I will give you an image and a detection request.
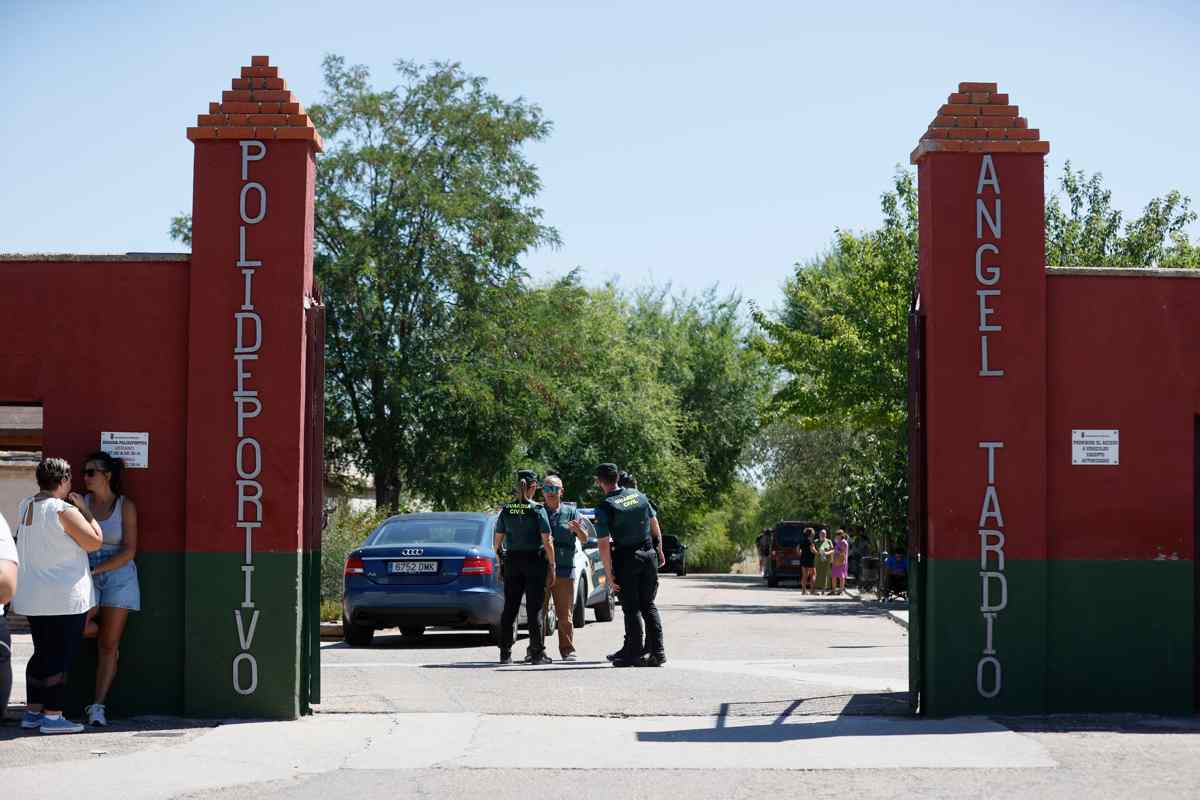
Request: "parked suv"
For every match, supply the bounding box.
[763,520,823,587]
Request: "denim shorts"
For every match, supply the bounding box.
[89,546,141,611]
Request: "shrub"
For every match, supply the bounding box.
[320,503,391,601]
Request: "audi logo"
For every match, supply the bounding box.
[400,548,424,556]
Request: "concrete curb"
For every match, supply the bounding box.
[320,622,342,640]
[844,587,909,630]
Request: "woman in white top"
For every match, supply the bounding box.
[12,457,102,734]
[81,450,140,727]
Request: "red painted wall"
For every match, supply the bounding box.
[0,258,189,552]
[1047,272,1200,560]
[184,140,317,555]
[918,153,1047,562]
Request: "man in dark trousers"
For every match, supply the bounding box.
[592,463,665,667]
[494,469,555,665]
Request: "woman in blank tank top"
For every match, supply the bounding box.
[81,450,140,727]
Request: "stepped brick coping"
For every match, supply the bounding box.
[0,253,190,262]
[187,55,324,151]
[1047,266,1200,278]
[911,81,1048,163]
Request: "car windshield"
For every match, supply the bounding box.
[775,528,806,547]
[662,535,680,548]
[372,519,486,546]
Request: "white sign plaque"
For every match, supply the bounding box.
[100,431,149,469]
[1072,429,1118,466]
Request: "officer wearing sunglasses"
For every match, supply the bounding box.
[493,469,554,665]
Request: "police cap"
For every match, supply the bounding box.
[594,463,620,481]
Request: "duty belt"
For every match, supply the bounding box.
[615,538,654,554]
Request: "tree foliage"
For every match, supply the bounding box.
[308,55,560,509]
[1046,162,1200,269]
[752,163,1199,552]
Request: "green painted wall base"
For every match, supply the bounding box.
[63,550,308,720]
[184,551,303,719]
[920,559,1194,716]
[66,552,185,717]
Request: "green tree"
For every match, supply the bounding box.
[1046,161,1200,268]
[309,55,560,510]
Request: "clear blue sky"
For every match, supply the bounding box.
[2,0,1197,312]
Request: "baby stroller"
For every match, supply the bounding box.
[877,552,908,602]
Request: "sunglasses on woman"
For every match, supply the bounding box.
[82,468,107,477]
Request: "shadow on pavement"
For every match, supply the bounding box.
[322,631,521,651]
[664,602,891,618]
[0,714,219,742]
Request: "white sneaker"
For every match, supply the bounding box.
[86,703,108,727]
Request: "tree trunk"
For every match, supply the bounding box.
[373,465,401,512]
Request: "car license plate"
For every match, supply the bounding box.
[791,559,802,565]
[389,560,438,574]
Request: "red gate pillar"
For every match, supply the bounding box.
[912,84,1050,714]
[183,56,322,718]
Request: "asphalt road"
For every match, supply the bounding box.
[4,574,1200,799]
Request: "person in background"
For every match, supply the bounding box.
[80,451,140,727]
[0,510,17,720]
[849,533,869,582]
[12,457,102,734]
[540,472,586,661]
[493,469,554,665]
[815,529,834,595]
[799,527,816,594]
[831,530,849,595]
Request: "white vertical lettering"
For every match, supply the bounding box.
[979,442,1004,484]
[235,397,262,438]
[236,437,262,480]
[235,312,262,354]
[236,480,264,524]
[241,566,256,609]
[239,183,267,225]
[976,656,1002,699]
[239,140,266,180]
[232,653,259,695]
[237,522,261,564]
[982,612,998,655]
[976,154,1001,194]
[234,354,259,397]
[241,269,256,310]
[976,198,1002,239]
[977,290,1001,332]
[979,336,1004,378]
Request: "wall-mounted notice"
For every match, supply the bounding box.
[100,431,149,468]
[1072,429,1118,466]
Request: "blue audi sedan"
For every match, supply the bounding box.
[341,511,538,647]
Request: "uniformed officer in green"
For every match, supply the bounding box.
[494,469,555,665]
[593,463,665,667]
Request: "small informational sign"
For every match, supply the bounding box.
[1072,429,1118,466]
[100,431,149,469]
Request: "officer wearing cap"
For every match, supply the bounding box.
[494,469,555,665]
[592,463,665,667]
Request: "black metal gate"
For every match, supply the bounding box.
[299,294,326,713]
[907,293,927,714]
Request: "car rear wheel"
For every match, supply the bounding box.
[343,614,374,647]
[595,588,615,622]
[400,625,425,638]
[573,581,586,629]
